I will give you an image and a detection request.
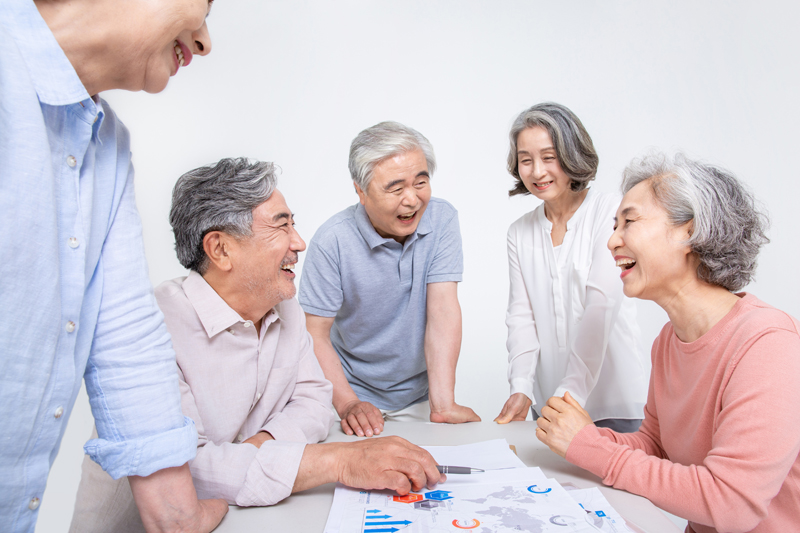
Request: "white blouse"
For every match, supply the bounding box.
[506,188,648,421]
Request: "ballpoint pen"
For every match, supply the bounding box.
[436,465,484,474]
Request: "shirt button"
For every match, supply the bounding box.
[66,155,77,168]
[256,393,262,401]
[65,321,76,333]
[236,434,244,442]
[243,321,253,328]
[54,406,64,419]
[68,237,79,249]
[28,497,40,510]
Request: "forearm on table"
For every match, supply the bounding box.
[292,442,342,492]
[424,284,462,410]
[305,316,359,413]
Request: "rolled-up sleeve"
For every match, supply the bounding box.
[82,161,195,479]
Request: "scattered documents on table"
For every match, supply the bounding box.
[323,439,634,533]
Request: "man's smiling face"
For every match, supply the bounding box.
[355,148,431,244]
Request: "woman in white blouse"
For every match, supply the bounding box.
[494,103,648,432]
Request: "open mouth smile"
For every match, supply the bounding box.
[397,211,417,223]
[173,40,193,71]
[280,262,296,277]
[532,181,553,191]
[615,257,636,278]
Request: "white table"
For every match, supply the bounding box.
[214,421,681,532]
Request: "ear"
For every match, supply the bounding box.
[354,182,368,206]
[203,231,234,273]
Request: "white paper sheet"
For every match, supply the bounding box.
[421,438,527,471]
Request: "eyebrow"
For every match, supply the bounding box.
[271,212,293,223]
[383,172,429,191]
[613,206,636,221]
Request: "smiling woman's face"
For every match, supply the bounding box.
[114,0,214,93]
[607,180,696,303]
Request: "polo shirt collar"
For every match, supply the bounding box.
[354,202,433,250]
[1,0,90,106]
[182,271,280,338]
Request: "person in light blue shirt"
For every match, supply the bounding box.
[0,1,226,531]
[299,121,481,439]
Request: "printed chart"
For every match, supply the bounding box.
[324,468,625,533]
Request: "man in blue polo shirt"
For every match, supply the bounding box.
[299,121,480,438]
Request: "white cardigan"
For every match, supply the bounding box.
[506,188,648,421]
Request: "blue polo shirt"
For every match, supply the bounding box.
[298,197,463,410]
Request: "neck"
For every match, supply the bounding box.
[657,280,741,342]
[543,188,588,226]
[202,269,276,335]
[35,0,123,95]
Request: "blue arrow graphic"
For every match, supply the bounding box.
[365,520,412,526]
[364,529,399,533]
[365,515,391,519]
[366,510,381,513]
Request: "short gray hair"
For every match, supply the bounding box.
[507,102,598,197]
[170,158,278,274]
[622,152,769,292]
[348,121,436,191]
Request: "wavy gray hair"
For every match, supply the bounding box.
[349,121,436,192]
[170,158,278,274]
[507,102,599,197]
[622,153,769,292]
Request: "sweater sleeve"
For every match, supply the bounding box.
[566,329,800,533]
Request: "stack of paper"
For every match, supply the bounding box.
[323,439,634,533]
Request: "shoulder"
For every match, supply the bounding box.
[508,207,541,237]
[309,204,359,244]
[584,189,621,223]
[154,276,190,311]
[425,197,459,226]
[730,293,800,339]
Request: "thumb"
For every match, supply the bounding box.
[563,391,581,408]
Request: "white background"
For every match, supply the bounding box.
[38,1,799,530]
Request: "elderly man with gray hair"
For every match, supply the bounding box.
[70,158,444,532]
[299,121,480,438]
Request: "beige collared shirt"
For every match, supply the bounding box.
[69,272,335,530]
[166,271,335,505]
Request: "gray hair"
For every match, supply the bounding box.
[622,152,769,292]
[348,121,436,191]
[507,102,599,196]
[170,157,278,274]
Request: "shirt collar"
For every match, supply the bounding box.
[354,202,432,250]
[1,0,90,106]
[182,271,280,338]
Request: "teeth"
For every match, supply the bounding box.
[174,41,185,67]
[281,263,295,271]
[615,258,636,267]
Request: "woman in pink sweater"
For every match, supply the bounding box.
[534,153,800,533]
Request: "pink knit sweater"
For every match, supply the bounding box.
[566,293,800,533]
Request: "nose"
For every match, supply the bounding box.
[401,187,417,206]
[290,225,306,253]
[607,223,623,253]
[532,159,546,180]
[192,21,212,56]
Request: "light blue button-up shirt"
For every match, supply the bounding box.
[0,2,196,531]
